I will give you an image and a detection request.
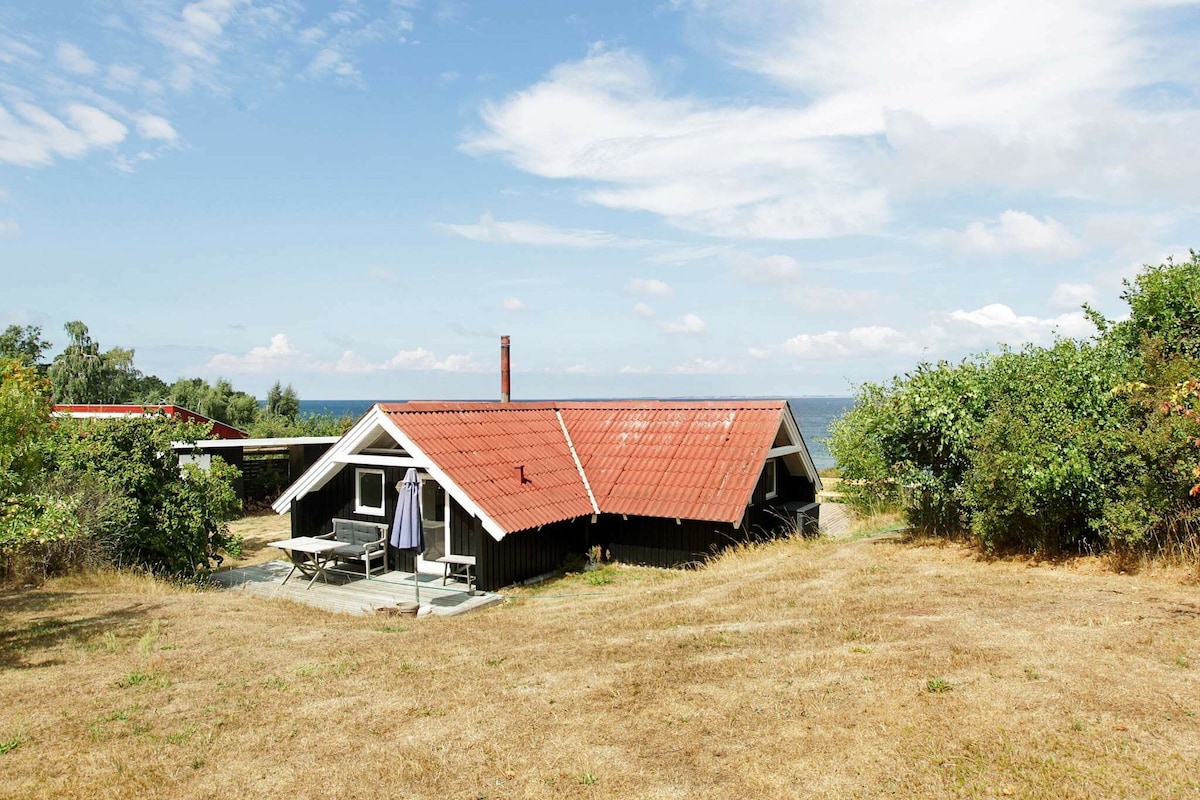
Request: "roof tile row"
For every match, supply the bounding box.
[380,400,786,534]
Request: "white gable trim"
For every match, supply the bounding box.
[779,405,823,493]
[271,406,398,513]
[273,405,511,540]
[332,454,423,468]
[375,411,510,542]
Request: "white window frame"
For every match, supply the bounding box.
[354,467,386,516]
[764,459,778,500]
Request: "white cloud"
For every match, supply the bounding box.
[632,302,655,318]
[302,48,361,84]
[112,151,157,173]
[779,302,1098,361]
[366,265,400,284]
[0,102,128,167]
[0,219,18,238]
[334,346,483,373]
[659,313,707,335]
[465,45,890,240]
[784,284,882,313]
[0,35,38,65]
[502,297,526,311]
[384,348,482,372]
[134,114,178,142]
[619,364,652,374]
[783,326,914,359]
[147,0,250,64]
[206,333,301,373]
[465,4,1200,241]
[564,363,596,374]
[747,347,771,360]
[628,277,671,296]
[734,253,800,283]
[296,1,414,87]
[335,350,376,373]
[56,43,97,75]
[63,104,128,148]
[942,210,1082,258]
[106,64,144,91]
[947,303,1095,341]
[1050,282,1100,310]
[435,213,627,248]
[667,357,746,375]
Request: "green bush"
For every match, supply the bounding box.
[47,416,242,575]
[827,253,1200,559]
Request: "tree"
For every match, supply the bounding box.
[0,325,50,367]
[277,383,300,420]
[0,358,53,496]
[266,381,283,415]
[166,377,208,411]
[265,381,300,420]
[47,321,142,403]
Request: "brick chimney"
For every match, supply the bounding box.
[500,335,511,403]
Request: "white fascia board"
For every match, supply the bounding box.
[271,405,390,514]
[331,454,424,468]
[767,445,803,458]
[779,405,823,492]
[174,436,340,450]
[375,411,510,542]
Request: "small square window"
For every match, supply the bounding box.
[764,459,778,500]
[355,468,386,516]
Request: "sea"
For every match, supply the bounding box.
[300,397,854,471]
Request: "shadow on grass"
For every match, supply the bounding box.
[0,588,169,670]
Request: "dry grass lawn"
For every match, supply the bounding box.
[2,515,1199,799]
[223,512,293,567]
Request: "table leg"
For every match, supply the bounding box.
[281,551,304,586]
[305,551,333,589]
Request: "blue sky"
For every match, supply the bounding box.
[2,0,1199,401]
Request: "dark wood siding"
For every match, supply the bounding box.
[473,516,588,592]
[592,514,741,567]
[449,497,478,558]
[289,456,821,590]
[292,464,417,571]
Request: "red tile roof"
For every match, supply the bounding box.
[380,404,595,534]
[380,400,786,533]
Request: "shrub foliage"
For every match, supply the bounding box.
[1,359,241,582]
[830,252,1200,557]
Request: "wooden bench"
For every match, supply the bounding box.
[421,534,476,593]
[436,553,476,593]
[319,518,388,580]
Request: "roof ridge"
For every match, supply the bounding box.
[379,399,787,413]
[556,409,599,515]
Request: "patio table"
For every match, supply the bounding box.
[269,536,344,589]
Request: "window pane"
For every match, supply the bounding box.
[422,481,446,522]
[359,471,383,510]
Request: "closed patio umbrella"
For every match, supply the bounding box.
[390,468,425,606]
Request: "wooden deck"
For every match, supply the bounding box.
[210,561,504,617]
